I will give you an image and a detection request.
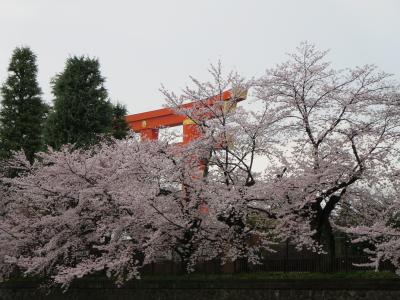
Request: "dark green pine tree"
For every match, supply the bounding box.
[44,56,114,149]
[111,103,130,139]
[0,47,48,163]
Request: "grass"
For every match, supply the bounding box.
[4,271,397,284]
[141,271,398,281]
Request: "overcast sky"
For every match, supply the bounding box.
[0,0,399,114]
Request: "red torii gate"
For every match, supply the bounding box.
[125,90,247,144]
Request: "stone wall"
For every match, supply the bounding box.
[1,278,400,300]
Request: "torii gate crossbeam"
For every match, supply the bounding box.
[125,90,247,144]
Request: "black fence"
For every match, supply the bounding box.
[141,238,394,275]
[141,256,393,275]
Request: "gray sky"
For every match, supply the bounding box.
[0,0,399,114]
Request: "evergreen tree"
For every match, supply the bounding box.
[0,47,48,163]
[45,56,113,149]
[111,103,130,139]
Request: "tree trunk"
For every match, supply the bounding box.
[314,216,336,272]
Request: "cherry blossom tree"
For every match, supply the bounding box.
[0,60,288,287]
[0,136,277,288]
[347,211,400,275]
[160,61,290,256]
[255,42,400,260]
[1,43,399,288]
[340,159,400,274]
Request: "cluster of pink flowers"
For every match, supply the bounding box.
[1,43,399,287]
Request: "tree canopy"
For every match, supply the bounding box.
[44,56,114,149]
[0,47,47,163]
[111,103,130,140]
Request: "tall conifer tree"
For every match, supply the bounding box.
[0,47,47,163]
[111,103,130,140]
[45,56,113,149]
